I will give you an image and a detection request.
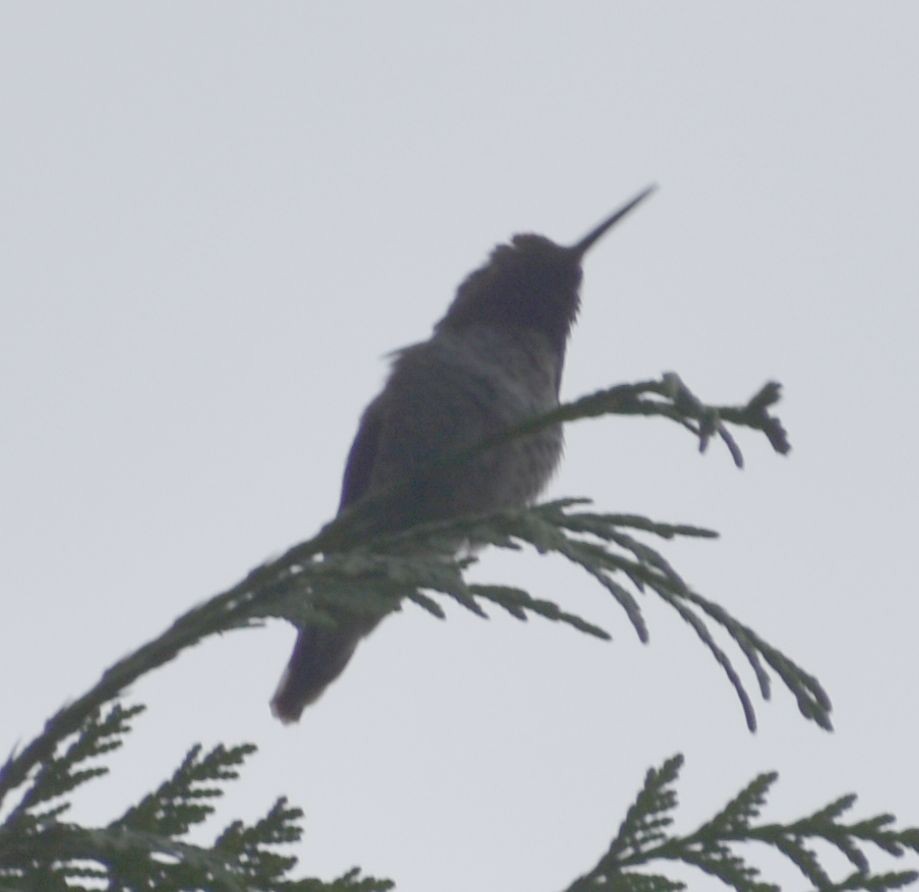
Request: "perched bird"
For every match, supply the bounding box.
[271,186,655,723]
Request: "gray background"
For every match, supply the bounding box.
[2,4,917,890]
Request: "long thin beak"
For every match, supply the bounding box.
[569,184,658,259]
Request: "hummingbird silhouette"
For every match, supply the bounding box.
[271,186,655,723]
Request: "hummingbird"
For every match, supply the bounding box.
[271,186,655,723]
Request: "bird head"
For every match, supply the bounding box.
[438,185,656,356]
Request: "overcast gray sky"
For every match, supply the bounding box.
[2,4,918,890]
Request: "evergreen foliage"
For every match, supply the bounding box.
[566,754,919,891]
[2,373,916,889]
[0,702,391,891]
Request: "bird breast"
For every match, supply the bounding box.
[364,325,564,526]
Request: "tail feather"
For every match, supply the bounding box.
[270,625,362,723]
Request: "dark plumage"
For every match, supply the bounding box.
[271,187,655,722]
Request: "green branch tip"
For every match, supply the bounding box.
[566,754,919,892]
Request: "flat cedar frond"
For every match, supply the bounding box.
[5,702,144,825]
[293,498,828,732]
[606,754,683,862]
[697,772,778,836]
[116,742,256,837]
[468,583,613,639]
[565,755,919,892]
[0,721,392,892]
[215,797,303,882]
